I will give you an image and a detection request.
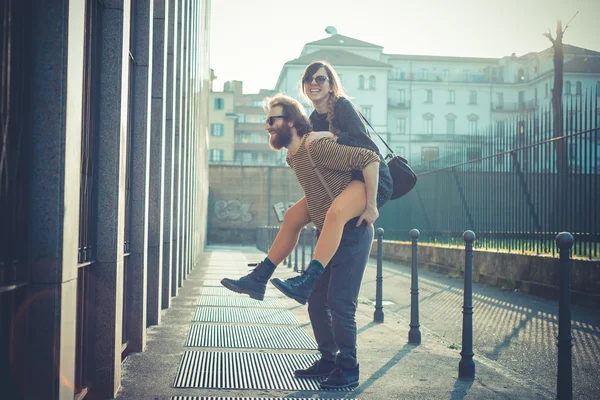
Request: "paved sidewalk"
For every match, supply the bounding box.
[116,245,550,399]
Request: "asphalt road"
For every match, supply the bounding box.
[358,257,600,400]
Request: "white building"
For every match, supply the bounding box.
[275,32,600,165]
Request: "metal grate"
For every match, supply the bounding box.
[171,398,354,400]
[200,280,224,287]
[174,351,352,391]
[196,296,287,308]
[198,286,280,297]
[185,325,317,349]
[192,308,298,325]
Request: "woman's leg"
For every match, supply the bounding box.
[312,180,366,267]
[270,181,367,305]
[266,196,311,266]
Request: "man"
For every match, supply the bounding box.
[263,94,380,389]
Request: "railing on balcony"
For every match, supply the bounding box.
[492,99,539,112]
[387,99,411,109]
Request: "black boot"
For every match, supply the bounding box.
[294,358,336,378]
[220,261,276,300]
[270,263,323,305]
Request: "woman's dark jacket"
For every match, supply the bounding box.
[309,97,393,208]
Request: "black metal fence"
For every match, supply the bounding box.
[378,91,599,259]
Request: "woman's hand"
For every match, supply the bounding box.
[305,130,336,149]
[357,203,379,227]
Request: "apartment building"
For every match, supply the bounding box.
[275,32,600,165]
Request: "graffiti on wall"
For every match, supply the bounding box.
[272,201,296,222]
[214,200,253,222]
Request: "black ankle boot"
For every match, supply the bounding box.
[220,261,276,300]
[270,263,323,305]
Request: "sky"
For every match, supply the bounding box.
[209,0,600,94]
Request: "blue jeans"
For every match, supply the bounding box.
[307,221,374,369]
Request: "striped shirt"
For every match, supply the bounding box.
[287,134,380,230]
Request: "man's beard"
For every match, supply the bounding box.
[269,123,293,150]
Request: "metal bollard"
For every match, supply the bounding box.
[408,229,421,345]
[301,227,307,272]
[458,230,476,380]
[374,228,384,322]
[556,232,574,400]
[287,251,292,268]
[310,226,316,259]
[294,240,299,272]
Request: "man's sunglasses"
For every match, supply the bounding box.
[303,75,329,85]
[266,115,286,126]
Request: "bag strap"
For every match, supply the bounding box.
[357,110,395,156]
[306,148,335,201]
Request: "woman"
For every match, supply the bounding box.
[221,60,392,302]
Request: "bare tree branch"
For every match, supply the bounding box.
[544,28,555,43]
[564,11,579,33]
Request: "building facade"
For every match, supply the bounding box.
[0,1,211,399]
[209,81,281,165]
[275,32,600,165]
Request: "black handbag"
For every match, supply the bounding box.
[358,112,417,200]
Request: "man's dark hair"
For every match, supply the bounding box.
[264,93,312,137]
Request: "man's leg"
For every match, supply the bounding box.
[321,225,374,388]
[294,265,337,378]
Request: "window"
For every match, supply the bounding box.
[545,83,549,98]
[469,91,477,105]
[423,113,434,134]
[497,92,504,108]
[465,69,471,81]
[468,120,477,134]
[209,149,224,162]
[576,81,582,96]
[252,100,263,107]
[421,69,428,80]
[495,120,506,137]
[468,114,479,135]
[565,81,571,95]
[442,69,450,81]
[397,118,406,134]
[518,91,525,108]
[421,147,439,162]
[359,75,365,89]
[237,113,245,123]
[399,89,406,105]
[425,89,433,103]
[213,97,224,110]
[245,114,264,123]
[517,68,525,82]
[445,114,456,135]
[369,75,376,89]
[360,106,371,120]
[534,88,538,104]
[210,123,224,136]
[448,90,455,104]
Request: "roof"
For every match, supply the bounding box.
[539,44,600,57]
[305,34,383,48]
[385,53,499,63]
[284,49,391,68]
[563,57,600,73]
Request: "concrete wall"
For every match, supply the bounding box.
[207,165,304,244]
[371,240,600,307]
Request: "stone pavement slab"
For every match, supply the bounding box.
[116,246,550,400]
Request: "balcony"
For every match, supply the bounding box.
[388,99,411,109]
[492,99,538,112]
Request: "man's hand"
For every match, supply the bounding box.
[357,203,379,227]
[305,130,336,149]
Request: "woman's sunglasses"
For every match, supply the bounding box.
[266,115,286,126]
[303,75,329,85]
